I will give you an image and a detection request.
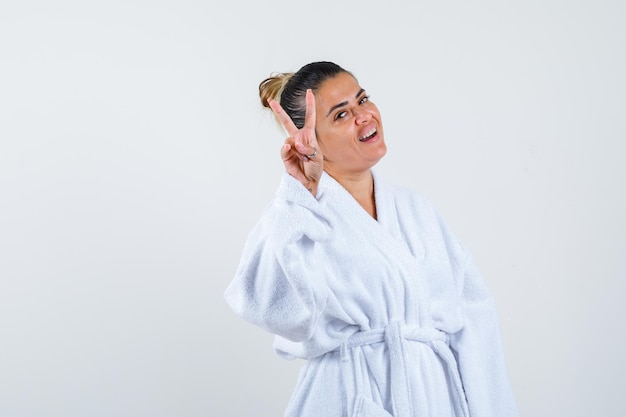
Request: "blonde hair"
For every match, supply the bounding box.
[259,72,294,108]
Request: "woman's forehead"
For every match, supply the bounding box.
[315,73,363,108]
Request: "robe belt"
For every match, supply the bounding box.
[338,322,470,417]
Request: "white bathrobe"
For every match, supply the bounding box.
[224,170,518,417]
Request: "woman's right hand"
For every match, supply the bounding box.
[268,89,323,196]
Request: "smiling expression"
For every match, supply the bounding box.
[314,72,387,176]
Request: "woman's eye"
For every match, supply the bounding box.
[359,95,370,104]
[335,111,347,120]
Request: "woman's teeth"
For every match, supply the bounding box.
[359,128,377,141]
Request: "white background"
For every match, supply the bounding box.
[1,1,624,416]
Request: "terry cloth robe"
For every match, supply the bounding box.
[224,170,518,417]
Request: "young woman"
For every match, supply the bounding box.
[224,61,518,417]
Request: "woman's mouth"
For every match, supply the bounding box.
[359,128,377,142]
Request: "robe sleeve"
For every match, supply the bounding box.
[224,175,331,343]
[448,251,519,417]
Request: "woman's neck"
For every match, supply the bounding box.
[325,168,377,219]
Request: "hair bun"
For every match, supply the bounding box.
[259,72,294,107]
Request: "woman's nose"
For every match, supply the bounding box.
[355,109,371,124]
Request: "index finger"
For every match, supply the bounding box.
[303,89,316,130]
[268,98,299,136]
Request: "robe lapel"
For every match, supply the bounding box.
[318,171,432,325]
[319,171,424,265]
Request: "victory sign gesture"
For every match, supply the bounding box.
[268,89,323,196]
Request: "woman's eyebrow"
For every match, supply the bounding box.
[326,88,366,117]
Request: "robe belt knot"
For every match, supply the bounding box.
[339,323,448,362]
[339,322,469,417]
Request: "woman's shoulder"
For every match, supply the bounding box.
[375,173,467,256]
[374,173,438,215]
[249,173,332,244]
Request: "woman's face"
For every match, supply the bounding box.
[314,72,386,176]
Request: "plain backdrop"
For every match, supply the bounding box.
[1,1,625,416]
